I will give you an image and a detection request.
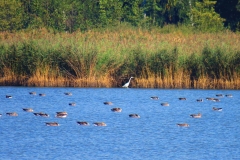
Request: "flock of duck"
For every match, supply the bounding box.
[174,93,232,127]
[1,89,232,127]
[1,90,144,126]
[151,93,232,127]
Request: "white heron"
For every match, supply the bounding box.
[122,77,134,88]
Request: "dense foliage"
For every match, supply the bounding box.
[0,0,239,32]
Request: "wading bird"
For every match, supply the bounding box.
[122,77,134,88]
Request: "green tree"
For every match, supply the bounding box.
[121,0,144,26]
[215,0,240,31]
[98,0,123,27]
[0,0,24,31]
[191,0,225,32]
[144,0,165,26]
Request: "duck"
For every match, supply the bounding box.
[93,122,107,126]
[40,113,49,117]
[213,98,220,102]
[129,114,140,118]
[216,94,223,97]
[33,112,44,116]
[212,107,222,111]
[206,98,220,102]
[179,97,186,100]
[56,111,67,115]
[190,113,202,118]
[6,95,12,98]
[196,99,203,102]
[161,102,169,106]
[64,92,72,96]
[150,96,159,100]
[56,113,67,118]
[22,108,34,112]
[225,94,233,97]
[0,113,2,117]
[29,92,36,95]
[111,108,122,112]
[69,102,76,106]
[35,112,49,117]
[45,122,59,126]
[177,123,189,127]
[39,93,46,96]
[77,121,90,126]
[103,102,113,105]
[206,97,214,101]
[6,112,18,116]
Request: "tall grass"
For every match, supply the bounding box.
[0,28,240,89]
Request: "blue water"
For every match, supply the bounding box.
[0,87,239,160]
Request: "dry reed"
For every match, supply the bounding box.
[0,28,240,89]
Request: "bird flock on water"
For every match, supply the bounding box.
[0,77,233,127]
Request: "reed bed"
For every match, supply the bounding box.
[0,28,240,89]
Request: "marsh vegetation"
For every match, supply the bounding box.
[0,27,240,89]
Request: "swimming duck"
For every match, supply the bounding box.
[40,113,49,117]
[111,108,122,112]
[151,96,159,100]
[129,114,140,118]
[56,111,67,115]
[190,113,202,118]
[216,94,223,97]
[6,95,12,98]
[33,112,44,116]
[179,97,186,100]
[45,122,59,126]
[177,123,189,127]
[103,102,113,105]
[29,92,36,95]
[56,113,67,118]
[69,102,76,106]
[225,94,233,97]
[213,98,220,102]
[22,108,34,112]
[206,98,220,102]
[212,107,222,111]
[39,93,46,96]
[6,112,18,116]
[161,102,169,106]
[206,97,214,101]
[93,122,107,126]
[196,99,203,102]
[77,121,90,126]
[64,92,72,96]
[34,112,49,117]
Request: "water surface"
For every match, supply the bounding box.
[0,87,239,160]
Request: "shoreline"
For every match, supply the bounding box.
[0,76,239,89]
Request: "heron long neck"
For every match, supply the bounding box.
[128,77,132,83]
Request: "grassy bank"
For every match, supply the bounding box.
[0,28,240,89]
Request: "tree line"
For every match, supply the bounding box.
[0,0,239,32]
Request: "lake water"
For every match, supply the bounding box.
[0,87,239,160]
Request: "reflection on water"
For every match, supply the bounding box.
[0,87,240,160]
